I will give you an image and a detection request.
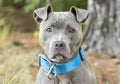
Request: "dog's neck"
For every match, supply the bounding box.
[39,48,85,79]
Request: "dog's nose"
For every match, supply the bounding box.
[54,41,65,50]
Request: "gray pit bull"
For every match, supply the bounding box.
[33,6,97,84]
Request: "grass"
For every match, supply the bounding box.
[0,31,41,84]
[0,45,38,84]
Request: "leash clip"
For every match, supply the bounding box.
[47,63,57,80]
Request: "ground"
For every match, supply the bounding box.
[0,32,120,84]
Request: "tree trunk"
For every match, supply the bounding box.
[86,0,120,57]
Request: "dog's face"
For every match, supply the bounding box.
[33,6,88,63]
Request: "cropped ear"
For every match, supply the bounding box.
[33,6,52,22]
[70,6,89,23]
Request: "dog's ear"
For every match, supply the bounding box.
[70,6,89,23]
[33,6,52,22]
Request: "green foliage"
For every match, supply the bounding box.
[51,0,87,11]
[0,18,11,43]
[33,30,39,39]
[1,26,10,41]
[0,0,45,13]
[14,0,21,3]
[0,0,3,6]
[24,0,42,13]
[0,0,87,13]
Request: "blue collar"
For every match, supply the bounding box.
[39,48,85,75]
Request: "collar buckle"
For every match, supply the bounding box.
[47,64,57,80]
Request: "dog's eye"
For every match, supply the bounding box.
[46,28,52,32]
[68,28,75,33]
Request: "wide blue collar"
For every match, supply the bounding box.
[39,48,85,75]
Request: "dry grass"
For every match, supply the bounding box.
[0,46,39,84]
[0,32,42,84]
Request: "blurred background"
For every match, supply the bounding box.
[0,0,120,84]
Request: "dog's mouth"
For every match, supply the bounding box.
[50,53,66,63]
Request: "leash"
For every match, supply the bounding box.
[39,48,85,79]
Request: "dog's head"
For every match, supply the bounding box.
[33,6,88,63]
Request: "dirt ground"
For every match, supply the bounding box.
[87,53,120,84]
[0,32,120,84]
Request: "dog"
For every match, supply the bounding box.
[33,6,97,84]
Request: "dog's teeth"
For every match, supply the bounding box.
[56,56,63,59]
